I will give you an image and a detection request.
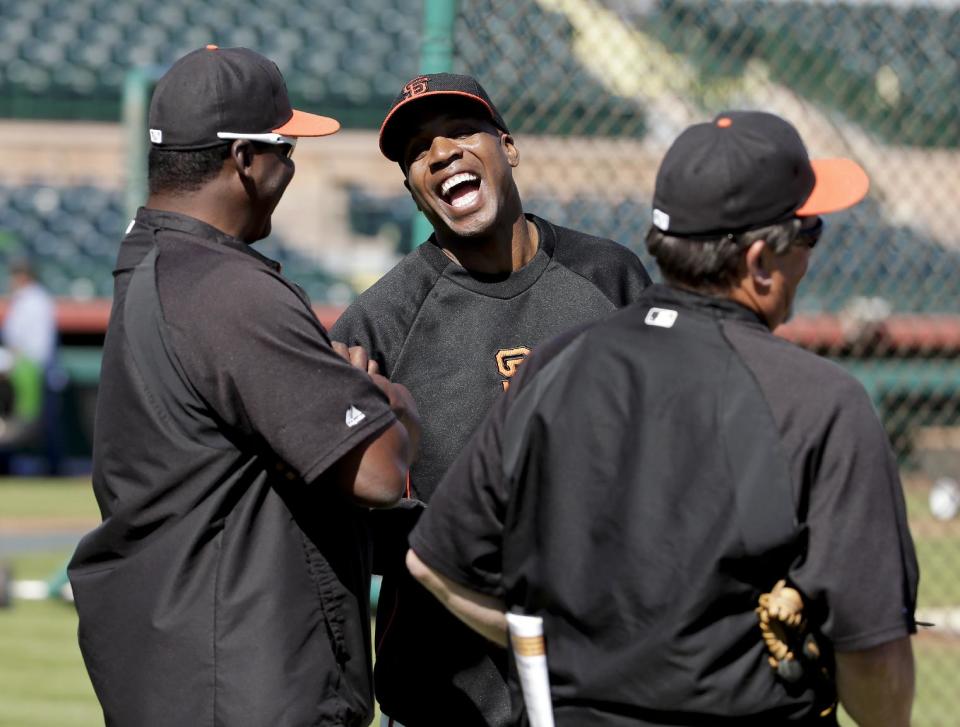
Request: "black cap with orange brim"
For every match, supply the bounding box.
[651,111,869,238]
[148,45,340,151]
[378,73,509,165]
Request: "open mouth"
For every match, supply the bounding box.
[439,172,481,209]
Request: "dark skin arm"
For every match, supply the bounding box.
[836,636,915,727]
[327,342,421,508]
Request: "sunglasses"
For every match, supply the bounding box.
[217,131,298,159]
[795,217,824,249]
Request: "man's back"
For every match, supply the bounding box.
[412,284,918,725]
[70,210,389,726]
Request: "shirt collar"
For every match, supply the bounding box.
[132,207,282,272]
[415,213,554,300]
[645,283,768,327]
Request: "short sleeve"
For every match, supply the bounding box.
[168,267,396,484]
[790,381,919,651]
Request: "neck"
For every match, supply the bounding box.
[724,285,775,330]
[666,278,775,330]
[436,213,539,275]
[147,182,256,243]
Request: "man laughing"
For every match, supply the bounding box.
[331,73,651,726]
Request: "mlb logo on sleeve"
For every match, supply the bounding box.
[644,307,678,329]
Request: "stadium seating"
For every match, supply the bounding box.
[5,181,956,314]
[0,0,645,134]
[634,1,960,146]
[346,190,960,315]
[0,184,351,303]
[2,0,954,141]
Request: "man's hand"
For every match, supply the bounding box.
[331,341,380,375]
[331,341,421,465]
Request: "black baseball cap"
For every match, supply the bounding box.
[651,111,869,238]
[378,73,509,164]
[148,45,340,151]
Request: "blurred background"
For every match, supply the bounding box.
[0,0,957,725]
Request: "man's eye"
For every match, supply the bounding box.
[406,143,428,166]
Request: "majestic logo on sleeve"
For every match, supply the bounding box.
[496,347,531,391]
[345,405,366,427]
[402,76,430,99]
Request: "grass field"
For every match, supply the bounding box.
[2,478,958,726]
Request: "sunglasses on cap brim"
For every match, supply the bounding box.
[217,131,298,158]
[795,217,824,249]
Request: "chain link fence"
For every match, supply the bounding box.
[453,2,960,724]
[0,0,957,722]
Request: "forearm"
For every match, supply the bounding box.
[329,422,410,508]
[371,374,421,465]
[836,636,915,727]
[406,548,508,647]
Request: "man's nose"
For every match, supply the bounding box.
[428,135,461,169]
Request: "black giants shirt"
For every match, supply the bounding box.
[412,284,919,727]
[332,215,650,725]
[68,208,395,727]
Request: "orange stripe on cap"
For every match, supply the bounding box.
[205,44,218,50]
[716,116,733,128]
[378,90,500,159]
[273,108,341,137]
[796,158,870,216]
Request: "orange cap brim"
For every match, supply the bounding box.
[795,158,869,216]
[273,108,340,137]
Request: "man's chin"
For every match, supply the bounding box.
[439,209,497,239]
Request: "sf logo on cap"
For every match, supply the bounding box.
[403,76,429,99]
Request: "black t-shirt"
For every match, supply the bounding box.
[68,208,395,727]
[412,284,919,727]
[333,214,651,503]
[331,215,651,725]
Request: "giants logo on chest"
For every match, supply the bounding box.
[496,347,530,391]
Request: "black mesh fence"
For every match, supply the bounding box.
[451,2,959,724]
[0,0,957,722]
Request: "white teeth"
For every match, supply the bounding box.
[441,172,479,197]
[451,190,480,209]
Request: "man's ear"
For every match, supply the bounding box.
[501,133,519,167]
[230,140,256,178]
[744,239,774,289]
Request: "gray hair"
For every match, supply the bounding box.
[645,219,802,291]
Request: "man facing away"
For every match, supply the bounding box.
[408,111,919,726]
[68,46,421,727]
[331,74,651,726]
